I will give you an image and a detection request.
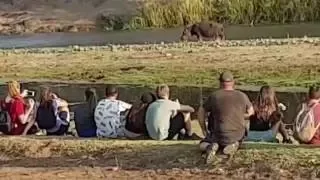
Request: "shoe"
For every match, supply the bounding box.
[205,143,219,164]
[284,136,299,145]
[222,141,239,155]
[275,133,284,143]
[184,133,202,140]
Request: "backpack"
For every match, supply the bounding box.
[294,103,320,143]
[0,110,11,134]
[36,102,57,130]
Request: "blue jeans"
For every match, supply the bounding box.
[245,130,276,142]
[78,129,97,138]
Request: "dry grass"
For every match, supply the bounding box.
[0,137,319,179]
[130,0,320,29]
[0,43,320,87]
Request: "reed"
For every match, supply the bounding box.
[129,0,320,28]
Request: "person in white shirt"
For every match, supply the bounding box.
[94,85,132,138]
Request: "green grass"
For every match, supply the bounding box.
[1,43,320,88]
[129,0,320,29]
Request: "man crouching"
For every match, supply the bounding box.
[198,72,254,163]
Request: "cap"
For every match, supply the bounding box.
[219,71,234,82]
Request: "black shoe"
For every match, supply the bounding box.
[206,143,219,164]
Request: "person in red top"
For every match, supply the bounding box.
[1,81,37,135]
[307,86,320,145]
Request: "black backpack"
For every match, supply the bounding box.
[0,110,12,135]
[36,102,57,130]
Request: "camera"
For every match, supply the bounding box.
[26,90,35,97]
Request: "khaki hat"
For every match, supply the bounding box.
[219,71,234,82]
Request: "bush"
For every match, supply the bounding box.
[129,0,320,29]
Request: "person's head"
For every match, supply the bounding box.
[308,86,320,100]
[85,87,98,115]
[156,84,170,99]
[40,87,53,106]
[140,92,157,104]
[105,85,118,99]
[219,71,235,90]
[7,80,21,98]
[85,88,97,102]
[256,85,278,110]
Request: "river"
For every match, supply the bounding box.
[1,23,320,49]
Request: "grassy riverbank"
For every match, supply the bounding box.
[0,38,320,88]
[0,137,318,179]
[129,0,320,29]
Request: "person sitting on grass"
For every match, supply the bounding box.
[145,84,198,140]
[246,85,295,143]
[74,88,98,138]
[124,92,157,139]
[295,86,320,145]
[0,81,38,135]
[94,85,132,138]
[198,72,254,164]
[36,87,70,136]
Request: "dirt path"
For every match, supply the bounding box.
[0,137,318,179]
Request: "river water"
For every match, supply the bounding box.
[1,23,320,49]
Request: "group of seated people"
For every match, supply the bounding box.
[0,81,70,136]
[0,71,319,161]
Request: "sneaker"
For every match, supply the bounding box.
[275,133,284,143]
[222,142,239,155]
[205,143,219,164]
[284,136,300,145]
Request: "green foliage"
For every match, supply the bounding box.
[130,0,320,28]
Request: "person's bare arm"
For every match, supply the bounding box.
[178,104,195,113]
[18,99,34,125]
[244,105,254,120]
[197,106,208,137]
[22,116,35,135]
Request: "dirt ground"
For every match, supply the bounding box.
[0,0,138,34]
[0,42,320,87]
[0,137,319,180]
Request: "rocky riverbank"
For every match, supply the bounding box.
[0,0,139,35]
[1,36,319,54]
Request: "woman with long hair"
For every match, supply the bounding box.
[124,92,157,139]
[36,87,70,136]
[1,81,37,135]
[74,88,98,137]
[249,85,292,143]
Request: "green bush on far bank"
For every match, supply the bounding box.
[128,0,320,29]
